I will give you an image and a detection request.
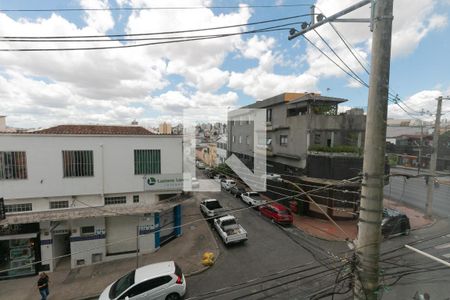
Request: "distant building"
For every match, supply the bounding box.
[0,124,183,278]
[171,123,183,135]
[216,136,228,165]
[159,122,172,134]
[228,92,367,219]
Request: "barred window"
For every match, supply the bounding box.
[105,196,126,205]
[62,150,94,177]
[50,201,69,209]
[80,226,95,236]
[0,151,27,180]
[5,203,32,213]
[133,195,139,203]
[134,149,161,175]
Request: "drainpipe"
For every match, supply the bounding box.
[100,144,105,197]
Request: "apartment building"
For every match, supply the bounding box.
[228,93,366,219]
[229,93,366,175]
[0,125,183,279]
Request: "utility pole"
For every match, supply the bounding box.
[417,119,424,175]
[425,96,443,217]
[354,0,394,299]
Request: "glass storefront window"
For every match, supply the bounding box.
[0,238,36,279]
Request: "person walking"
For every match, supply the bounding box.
[37,272,50,300]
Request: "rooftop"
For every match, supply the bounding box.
[31,124,154,135]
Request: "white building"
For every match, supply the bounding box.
[216,135,228,165]
[0,125,183,279]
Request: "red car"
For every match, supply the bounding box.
[259,202,293,225]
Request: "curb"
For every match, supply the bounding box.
[186,215,222,277]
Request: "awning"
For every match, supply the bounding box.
[0,198,184,225]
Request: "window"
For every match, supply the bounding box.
[280,135,288,145]
[266,138,272,145]
[0,151,27,180]
[266,109,272,122]
[239,136,242,144]
[134,149,161,175]
[50,201,69,209]
[314,133,321,144]
[105,196,126,205]
[5,203,32,213]
[232,136,235,143]
[62,150,94,177]
[133,195,139,203]
[246,136,250,145]
[80,226,95,236]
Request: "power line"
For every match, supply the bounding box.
[0,14,311,39]
[313,28,369,88]
[0,4,313,13]
[302,34,369,88]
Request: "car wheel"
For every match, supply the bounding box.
[403,228,411,236]
[271,218,275,223]
[166,293,180,300]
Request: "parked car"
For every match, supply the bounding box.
[241,192,267,208]
[262,173,282,182]
[200,198,225,218]
[99,261,186,300]
[259,202,293,225]
[221,179,236,190]
[196,161,206,169]
[213,215,248,245]
[230,185,247,198]
[381,208,411,238]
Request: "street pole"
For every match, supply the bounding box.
[417,119,423,175]
[425,96,443,217]
[354,0,394,299]
[136,217,140,268]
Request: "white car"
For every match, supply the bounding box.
[221,179,236,190]
[99,261,186,300]
[241,192,267,207]
[213,174,226,182]
[262,173,282,182]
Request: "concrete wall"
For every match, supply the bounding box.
[4,192,158,213]
[0,134,182,200]
[70,217,106,268]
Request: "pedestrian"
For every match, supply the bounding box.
[37,272,50,300]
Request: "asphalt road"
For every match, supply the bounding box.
[384,167,450,217]
[184,188,349,300]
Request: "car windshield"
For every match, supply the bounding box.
[278,209,290,215]
[109,270,135,299]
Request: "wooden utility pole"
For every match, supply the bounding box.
[425,96,443,217]
[354,0,394,299]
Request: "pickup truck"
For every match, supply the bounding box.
[200,199,226,218]
[213,215,248,245]
[241,192,267,208]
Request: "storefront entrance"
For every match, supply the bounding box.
[0,223,40,279]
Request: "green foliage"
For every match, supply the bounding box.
[387,154,398,166]
[214,163,235,176]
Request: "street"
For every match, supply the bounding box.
[185,187,349,300]
[385,167,450,217]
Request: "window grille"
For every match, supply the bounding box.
[62,150,94,177]
[50,201,69,209]
[134,149,161,174]
[0,151,27,180]
[104,196,126,205]
[5,203,32,213]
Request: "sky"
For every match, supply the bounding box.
[0,0,449,129]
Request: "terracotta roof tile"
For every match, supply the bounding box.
[32,125,154,135]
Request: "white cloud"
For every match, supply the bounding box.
[387,90,450,120]
[303,0,448,80]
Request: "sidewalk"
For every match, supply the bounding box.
[292,198,434,241]
[0,196,219,300]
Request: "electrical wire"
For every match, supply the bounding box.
[313,28,369,88]
[0,4,313,13]
[0,14,311,39]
